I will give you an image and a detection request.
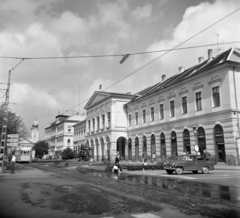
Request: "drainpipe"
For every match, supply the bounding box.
[233,66,240,165]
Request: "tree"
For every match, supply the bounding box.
[62,147,74,159]
[0,105,29,138]
[33,140,49,159]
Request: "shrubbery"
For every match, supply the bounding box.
[62,147,74,159]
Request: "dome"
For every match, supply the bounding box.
[32,120,39,128]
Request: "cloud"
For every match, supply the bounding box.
[131,4,152,20]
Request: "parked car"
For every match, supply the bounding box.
[164,154,215,175]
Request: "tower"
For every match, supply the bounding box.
[31,120,39,143]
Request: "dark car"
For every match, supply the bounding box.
[164,154,215,175]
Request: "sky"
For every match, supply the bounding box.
[0,0,240,139]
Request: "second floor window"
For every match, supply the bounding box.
[196,92,202,111]
[102,114,105,129]
[129,114,131,126]
[88,120,90,132]
[97,116,100,131]
[92,119,95,131]
[68,126,71,133]
[150,107,154,121]
[170,100,175,117]
[182,96,188,114]
[135,112,138,125]
[143,109,146,123]
[108,112,111,127]
[159,104,164,119]
[213,86,220,107]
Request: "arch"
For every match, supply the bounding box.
[67,138,70,146]
[135,137,139,161]
[128,138,132,160]
[160,132,166,158]
[143,135,147,153]
[106,136,111,161]
[151,134,156,159]
[183,129,191,154]
[116,137,127,160]
[171,131,178,156]
[197,127,206,155]
[214,124,226,162]
[95,138,100,161]
[100,137,105,161]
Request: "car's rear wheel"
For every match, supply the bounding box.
[202,166,209,174]
[166,170,173,174]
[192,170,198,174]
[175,167,183,175]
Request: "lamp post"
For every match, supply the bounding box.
[192,127,199,154]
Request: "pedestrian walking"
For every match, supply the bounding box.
[10,152,16,174]
[203,149,211,161]
[112,152,120,173]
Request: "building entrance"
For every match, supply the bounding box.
[214,125,226,162]
[117,137,126,160]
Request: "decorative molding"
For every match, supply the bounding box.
[168,94,176,99]
[158,97,165,102]
[141,103,147,108]
[192,84,204,90]
[149,99,155,106]
[179,90,189,95]
[208,78,222,85]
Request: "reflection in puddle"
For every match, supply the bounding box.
[90,171,240,204]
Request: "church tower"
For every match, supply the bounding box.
[31,120,39,143]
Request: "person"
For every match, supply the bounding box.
[152,153,156,162]
[203,149,211,161]
[10,152,16,174]
[112,152,120,173]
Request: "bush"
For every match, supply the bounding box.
[62,147,74,160]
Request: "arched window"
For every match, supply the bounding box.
[143,135,147,152]
[197,127,206,155]
[67,138,70,145]
[183,129,191,154]
[171,131,178,156]
[135,137,139,161]
[128,138,132,160]
[214,124,226,162]
[151,134,156,158]
[160,133,166,157]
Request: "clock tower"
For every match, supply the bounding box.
[31,120,39,143]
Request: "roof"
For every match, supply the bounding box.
[128,47,240,104]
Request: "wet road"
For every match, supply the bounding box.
[0,163,240,218]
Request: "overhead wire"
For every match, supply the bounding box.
[0,41,239,60]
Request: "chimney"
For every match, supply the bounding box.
[198,57,204,64]
[178,66,185,74]
[162,74,166,82]
[208,49,213,60]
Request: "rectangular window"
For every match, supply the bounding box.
[102,114,105,129]
[182,96,188,114]
[108,112,110,127]
[135,112,138,125]
[150,107,154,121]
[170,100,175,117]
[97,116,100,131]
[129,114,131,126]
[159,104,164,119]
[213,86,220,107]
[143,109,146,123]
[92,119,95,132]
[88,120,91,132]
[67,125,71,133]
[196,92,202,111]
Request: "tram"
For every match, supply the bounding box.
[15,148,32,163]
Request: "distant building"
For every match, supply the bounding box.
[44,113,86,155]
[73,119,86,153]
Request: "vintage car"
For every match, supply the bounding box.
[164,154,215,175]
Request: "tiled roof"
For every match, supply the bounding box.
[130,47,240,103]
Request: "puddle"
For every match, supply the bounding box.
[20,182,162,215]
[88,171,240,204]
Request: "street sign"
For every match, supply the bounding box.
[7,134,19,147]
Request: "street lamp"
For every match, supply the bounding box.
[192,127,199,154]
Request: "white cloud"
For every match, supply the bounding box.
[131,4,152,20]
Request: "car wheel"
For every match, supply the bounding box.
[202,167,209,174]
[175,167,183,175]
[166,170,173,174]
[192,170,198,174]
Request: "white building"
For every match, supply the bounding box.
[84,92,136,161]
[44,114,86,155]
[73,119,86,153]
[84,48,240,165]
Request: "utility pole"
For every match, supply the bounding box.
[1,70,11,173]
